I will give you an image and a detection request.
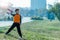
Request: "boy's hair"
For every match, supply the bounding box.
[15,9,19,12]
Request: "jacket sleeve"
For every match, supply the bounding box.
[20,15,22,24]
[11,14,15,16]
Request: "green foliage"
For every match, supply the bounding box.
[49,3,60,21]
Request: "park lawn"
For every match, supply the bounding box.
[0,19,60,40]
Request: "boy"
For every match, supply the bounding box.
[5,9,23,39]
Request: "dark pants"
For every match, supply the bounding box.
[5,23,22,38]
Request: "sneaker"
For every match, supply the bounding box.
[19,37,23,40]
[19,37,26,40]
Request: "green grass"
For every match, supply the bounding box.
[0,19,60,40]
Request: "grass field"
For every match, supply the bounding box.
[0,19,60,40]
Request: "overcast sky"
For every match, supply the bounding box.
[0,0,31,8]
[47,0,60,5]
[0,0,60,8]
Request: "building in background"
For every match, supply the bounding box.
[31,0,46,10]
[31,0,46,17]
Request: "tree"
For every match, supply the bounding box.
[49,3,60,21]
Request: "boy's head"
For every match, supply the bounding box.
[15,9,19,14]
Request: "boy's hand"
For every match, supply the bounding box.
[7,9,13,14]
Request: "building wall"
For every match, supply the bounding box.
[31,0,46,10]
[31,0,46,17]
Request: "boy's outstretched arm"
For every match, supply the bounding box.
[11,13,15,16]
[8,9,15,16]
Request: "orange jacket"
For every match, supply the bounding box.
[13,14,21,23]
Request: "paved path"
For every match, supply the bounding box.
[0,17,33,27]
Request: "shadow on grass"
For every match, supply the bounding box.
[7,34,18,39]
